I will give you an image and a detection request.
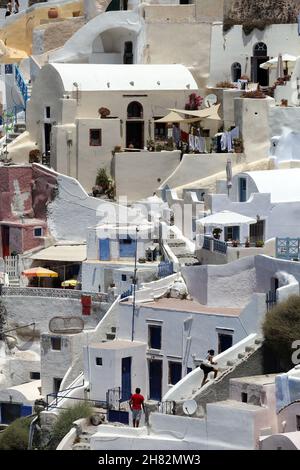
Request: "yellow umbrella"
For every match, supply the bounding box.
[61,279,79,287]
[22,267,58,287]
[22,267,58,278]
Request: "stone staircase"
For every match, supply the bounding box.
[176,337,264,415]
[72,430,93,450]
[167,237,199,266]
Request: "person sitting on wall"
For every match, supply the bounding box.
[200,349,218,387]
[129,388,145,428]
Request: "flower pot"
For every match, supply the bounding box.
[48,7,58,19]
[72,10,81,17]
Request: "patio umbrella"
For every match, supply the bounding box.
[276,53,284,79]
[22,267,58,287]
[61,279,79,287]
[260,54,297,73]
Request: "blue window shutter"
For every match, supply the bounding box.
[21,405,32,417]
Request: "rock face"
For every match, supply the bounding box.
[224,0,300,30]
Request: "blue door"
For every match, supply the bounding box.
[119,236,136,258]
[121,357,132,401]
[99,239,110,261]
[169,362,182,386]
[149,359,162,401]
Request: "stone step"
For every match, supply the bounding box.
[73,443,91,450]
[106,333,115,340]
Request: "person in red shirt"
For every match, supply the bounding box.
[129,388,145,428]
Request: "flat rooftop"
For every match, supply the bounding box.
[208,400,262,412]
[230,374,277,386]
[132,298,242,316]
[89,340,146,350]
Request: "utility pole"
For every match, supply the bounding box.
[131,227,139,342]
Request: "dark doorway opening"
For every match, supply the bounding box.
[0,403,21,424]
[250,220,265,244]
[149,359,162,400]
[251,43,269,86]
[218,333,233,354]
[168,362,182,385]
[126,121,144,149]
[44,123,52,155]
[53,377,62,394]
[121,357,132,401]
[123,41,133,64]
[1,225,9,257]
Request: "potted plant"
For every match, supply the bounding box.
[212,228,222,240]
[233,138,243,153]
[98,107,110,119]
[255,240,264,248]
[232,240,239,247]
[245,238,250,248]
[29,149,41,163]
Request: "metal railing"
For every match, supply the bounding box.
[213,238,227,254]
[158,261,174,278]
[15,65,29,104]
[159,400,176,415]
[266,290,277,311]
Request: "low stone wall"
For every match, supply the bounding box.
[1,287,108,302]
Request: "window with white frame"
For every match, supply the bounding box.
[34,227,43,237]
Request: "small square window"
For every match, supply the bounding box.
[34,227,43,237]
[121,274,127,281]
[51,337,61,351]
[89,129,102,146]
[30,372,40,380]
[96,357,102,366]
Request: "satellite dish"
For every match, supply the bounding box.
[204,94,218,108]
[183,399,197,416]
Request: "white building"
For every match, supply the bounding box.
[25,63,198,190]
[82,222,160,293]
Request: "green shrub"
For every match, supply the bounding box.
[47,402,92,450]
[0,416,32,450]
[262,295,300,370]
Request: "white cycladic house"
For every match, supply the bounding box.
[26,63,198,190]
[82,222,160,293]
[205,168,300,243]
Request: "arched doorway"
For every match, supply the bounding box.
[231,62,241,82]
[126,101,144,149]
[251,42,269,86]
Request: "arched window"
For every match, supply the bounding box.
[253,42,267,57]
[231,62,241,82]
[127,101,143,119]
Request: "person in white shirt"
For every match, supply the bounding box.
[200,349,218,387]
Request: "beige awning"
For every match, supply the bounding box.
[31,244,87,262]
[155,111,200,123]
[168,104,221,120]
